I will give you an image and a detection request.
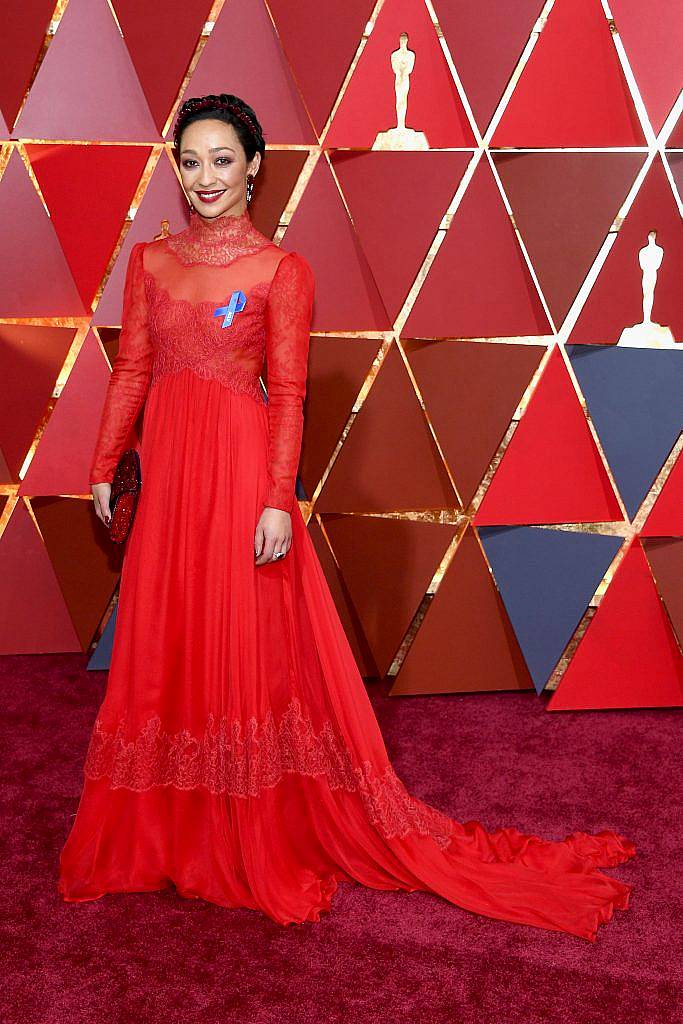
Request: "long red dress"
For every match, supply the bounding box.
[57,207,636,941]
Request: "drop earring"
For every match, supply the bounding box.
[246,173,255,205]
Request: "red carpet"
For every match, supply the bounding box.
[2,653,680,1023]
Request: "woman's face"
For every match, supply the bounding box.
[177,117,261,219]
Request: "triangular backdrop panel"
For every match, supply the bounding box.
[114,0,213,134]
[0,149,85,317]
[432,0,545,136]
[26,143,152,308]
[19,331,133,497]
[246,150,310,239]
[392,525,535,695]
[31,496,124,650]
[315,342,458,513]
[403,158,551,339]
[299,336,380,505]
[641,451,683,537]
[0,0,55,131]
[15,0,158,142]
[168,0,316,145]
[569,156,683,345]
[668,112,683,148]
[266,0,376,137]
[642,537,683,651]
[331,150,470,323]
[610,0,683,135]
[278,158,391,332]
[324,0,475,149]
[308,514,380,679]
[493,152,647,329]
[0,323,76,482]
[548,538,683,709]
[491,0,645,146]
[568,344,683,521]
[93,152,190,325]
[0,501,81,654]
[475,345,622,525]
[404,338,545,509]
[322,513,456,678]
[478,525,623,694]
[667,151,683,209]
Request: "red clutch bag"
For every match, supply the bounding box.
[109,448,141,544]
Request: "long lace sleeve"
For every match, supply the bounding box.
[262,250,315,513]
[89,241,153,485]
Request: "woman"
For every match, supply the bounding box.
[58,93,636,940]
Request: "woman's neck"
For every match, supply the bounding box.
[188,205,252,240]
[167,203,271,266]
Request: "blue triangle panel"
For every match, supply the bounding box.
[479,526,623,694]
[567,345,683,519]
[87,602,117,670]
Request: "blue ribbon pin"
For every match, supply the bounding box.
[213,289,247,327]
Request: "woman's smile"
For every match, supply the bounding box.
[195,188,227,204]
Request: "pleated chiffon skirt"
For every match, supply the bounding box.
[58,367,635,940]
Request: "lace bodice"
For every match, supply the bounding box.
[89,207,315,513]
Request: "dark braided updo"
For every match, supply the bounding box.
[172,94,266,162]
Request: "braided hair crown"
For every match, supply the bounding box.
[173,94,265,161]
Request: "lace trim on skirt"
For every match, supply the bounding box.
[83,696,456,850]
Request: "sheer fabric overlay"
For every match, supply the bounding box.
[60,207,636,941]
[89,208,314,513]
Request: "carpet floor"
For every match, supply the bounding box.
[1,653,680,1024]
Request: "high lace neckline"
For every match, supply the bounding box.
[187,206,253,242]
[167,205,272,267]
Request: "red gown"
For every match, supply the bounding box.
[57,207,636,941]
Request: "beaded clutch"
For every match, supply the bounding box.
[109,448,141,544]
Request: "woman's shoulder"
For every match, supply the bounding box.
[271,248,314,288]
[271,246,313,274]
[128,232,167,267]
[144,229,182,253]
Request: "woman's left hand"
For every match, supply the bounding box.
[254,507,292,565]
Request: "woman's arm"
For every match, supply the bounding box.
[89,241,153,485]
[261,250,315,513]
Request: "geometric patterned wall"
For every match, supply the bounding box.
[1,0,681,712]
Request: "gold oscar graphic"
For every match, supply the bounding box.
[618,230,678,348]
[374,32,430,150]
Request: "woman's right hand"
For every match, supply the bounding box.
[91,482,112,527]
